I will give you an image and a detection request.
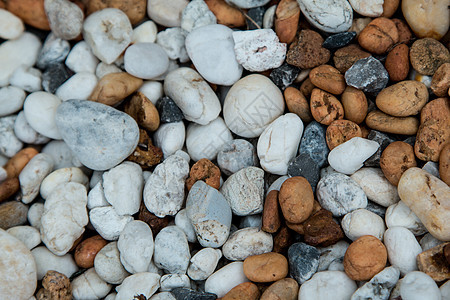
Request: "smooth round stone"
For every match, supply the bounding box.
[36,33,70,70]
[399,271,441,300]
[225,0,270,9]
[65,41,99,74]
[186,24,242,85]
[55,72,98,101]
[186,181,232,247]
[124,43,169,80]
[317,173,368,217]
[257,113,304,175]
[205,261,249,298]
[181,0,217,32]
[156,27,189,63]
[42,63,73,94]
[348,0,383,17]
[164,67,221,125]
[299,271,357,299]
[187,248,222,281]
[0,86,25,117]
[40,167,88,200]
[31,246,78,280]
[298,121,329,168]
[317,241,349,271]
[23,91,62,140]
[42,140,81,169]
[322,32,356,49]
[288,242,320,284]
[72,268,112,300]
[0,201,28,230]
[328,137,379,175]
[186,117,233,161]
[45,0,83,40]
[385,201,427,235]
[0,229,37,300]
[147,0,189,27]
[132,21,157,44]
[175,209,197,243]
[19,153,54,204]
[139,81,163,105]
[83,8,132,64]
[27,203,44,230]
[297,0,353,33]
[0,8,24,39]
[116,273,160,300]
[345,56,389,94]
[217,139,258,176]
[87,181,109,209]
[223,74,284,138]
[0,115,22,158]
[160,274,190,292]
[154,122,185,158]
[341,209,386,241]
[154,226,190,274]
[55,100,139,171]
[351,266,400,300]
[9,65,42,93]
[222,227,273,261]
[384,226,422,275]
[6,225,41,250]
[89,206,133,241]
[117,220,154,274]
[94,242,130,284]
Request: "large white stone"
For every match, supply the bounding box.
[132,21,157,44]
[205,261,249,298]
[399,271,441,300]
[341,208,386,241]
[40,167,89,200]
[297,0,353,33]
[124,43,169,79]
[72,268,112,300]
[56,72,98,101]
[0,86,25,117]
[115,272,160,300]
[94,242,130,284]
[384,226,422,275]
[147,0,189,27]
[89,206,133,241]
[299,271,357,300]
[31,246,78,280]
[0,8,24,39]
[9,65,42,93]
[187,248,222,281]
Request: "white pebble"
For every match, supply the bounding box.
[318,241,349,271]
[36,33,70,70]
[399,271,441,300]
[87,181,109,209]
[124,43,169,79]
[175,209,197,243]
[0,115,22,157]
[147,0,189,27]
[297,0,353,33]
[349,0,383,17]
[263,5,276,29]
[384,226,422,275]
[40,167,89,199]
[222,227,273,261]
[6,225,41,250]
[0,86,25,117]
[341,208,386,241]
[89,206,133,241]
[14,111,50,144]
[19,153,54,204]
[95,242,130,284]
[187,248,222,281]
[156,27,189,62]
[42,140,81,169]
[299,271,357,300]
[385,201,427,235]
[0,8,24,39]
[55,72,98,101]
[72,268,112,300]
[153,226,191,274]
[95,62,122,79]
[138,81,163,105]
[132,21,157,44]
[154,122,186,158]
[150,292,176,300]
[115,272,160,300]
[181,0,217,33]
[9,65,42,93]
[45,0,84,40]
[27,203,44,230]
[31,246,78,280]
[205,261,249,298]
[160,274,190,291]
[65,41,99,73]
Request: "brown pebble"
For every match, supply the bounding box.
[299,77,315,98]
[365,110,419,135]
[205,0,246,28]
[5,0,50,30]
[85,0,146,25]
[420,97,450,124]
[310,88,344,126]
[262,190,281,234]
[138,202,172,236]
[341,86,368,124]
[127,129,163,169]
[445,244,450,265]
[124,92,160,131]
[431,63,450,97]
[286,30,331,69]
[303,209,344,247]
[392,18,413,44]
[3,147,38,179]
[385,44,410,82]
[0,178,20,203]
[358,17,399,55]
[439,143,450,185]
[279,177,314,224]
[243,252,289,283]
[417,242,450,282]
[286,221,304,235]
[36,270,71,300]
[333,44,371,73]
[90,72,143,106]
[381,0,400,18]
[0,201,28,230]
[74,235,108,269]
[273,226,292,254]
[275,0,300,44]
[380,141,417,186]
[349,17,372,37]
[410,38,450,76]
[326,119,362,150]
[185,158,221,191]
[221,282,260,300]
[415,119,450,162]
[360,125,370,138]
[309,65,346,95]
[260,278,299,300]
[343,235,388,281]
[284,87,313,123]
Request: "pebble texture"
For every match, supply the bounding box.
[345,56,389,94]
[297,0,353,33]
[288,242,320,284]
[154,226,191,274]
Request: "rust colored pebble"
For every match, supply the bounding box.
[381,0,400,18]
[392,18,413,44]
[260,278,299,300]
[275,0,300,44]
[0,178,20,203]
[127,129,163,169]
[380,141,417,186]
[431,63,450,97]
[279,176,315,224]
[344,235,388,281]
[262,190,281,234]
[365,110,419,135]
[410,38,450,76]
[220,282,260,300]
[124,92,160,132]
[36,270,71,300]
[273,226,292,254]
[420,97,450,124]
[85,0,147,25]
[299,77,315,98]
[333,44,371,73]
[303,209,345,247]
[243,252,289,283]
[90,72,143,106]
[439,143,450,186]
[138,202,172,236]
[185,158,221,191]
[74,235,108,269]
[415,119,450,162]
[417,242,450,282]
[309,65,346,95]
[3,147,39,179]
[5,0,50,30]
[385,44,410,82]
[284,87,313,123]
[310,88,344,126]
[341,86,368,124]
[286,30,331,69]
[326,119,362,150]
[205,0,246,28]
[358,17,399,55]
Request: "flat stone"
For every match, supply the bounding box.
[298,121,329,168]
[288,242,320,284]
[345,56,389,94]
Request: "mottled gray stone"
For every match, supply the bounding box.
[298,121,329,168]
[288,153,320,192]
[351,266,400,300]
[36,33,70,70]
[154,226,191,274]
[288,242,320,284]
[181,0,217,33]
[0,115,22,158]
[345,56,389,94]
[217,139,258,176]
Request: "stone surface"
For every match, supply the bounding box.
[19,153,54,204]
[9,65,42,93]
[417,242,450,282]
[45,0,83,40]
[260,278,299,300]
[410,38,450,76]
[303,209,344,247]
[205,261,249,298]
[65,41,99,74]
[154,122,185,158]
[0,201,28,230]
[398,271,441,300]
[36,270,71,300]
[223,227,273,261]
[74,235,108,269]
[270,63,301,90]
[36,33,70,70]
[156,96,183,124]
[187,248,222,281]
[380,141,417,186]
[345,56,389,94]
[32,246,78,280]
[287,153,320,192]
[0,8,24,39]
[6,225,40,250]
[115,272,160,300]
[186,158,220,190]
[384,226,422,275]
[351,266,400,300]
[323,31,356,49]
[132,20,157,44]
[175,209,197,243]
[154,226,191,274]
[385,201,427,235]
[0,86,25,118]
[217,139,258,176]
[221,282,260,300]
[342,209,386,241]
[298,121,329,168]
[125,43,169,80]
[89,206,133,240]
[55,72,98,101]
[23,91,61,140]
[181,0,217,32]
[147,0,189,27]
[358,17,399,54]
[42,63,73,94]
[286,30,330,69]
[94,242,130,284]
[279,176,314,223]
[243,252,288,282]
[90,72,143,106]
[317,241,349,271]
[160,274,190,292]
[288,242,320,284]
[14,111,50,145]
[225,0,270,8]
[0,115,22,158]
[297,0,353,33]
[71,268,111,300]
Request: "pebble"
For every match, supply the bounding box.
[0,32,41,87]
[154,122,186,158]
[260,278,298,299]
[187,248,222,281]
[65,41,99,74]
[40,167,88,199]
[204,261,249,298]
[0,201,28,229]
[358,17,399,54]
[41,140,81,169]
[0,117,22,158]
[186,181,232,247]
[322,32,356,49]
[164,67,221,125]
[89,206,133,240]
[345,56,389,94]
[297,0,353,33]
[159,274,190,292]
[417,242,450,282]
[278,176,314,224]
[186,24,242,85]
[263,4,276,29]
[233,29,286,72]
[286,29,331,69]
[181,0,217,32]
[365,130,394,168]
[217,139,258,176]
[225,0,270,8]
[316,173,368,217]
[333,44,371,74]
[36,33,70,70]
[115,272,160,300]
[147,0,189,27]
[220,167,264,216]
[156,27,189,63]
[19,153,54,204]
[0,8,24,39]
[270,63,301,90]
[94,241,130,284]
[398,168,450,241]
[6,225,40,250]
[156,97,183,124]
[31,246,78,280]
[45,0,83,40]
[72,268,112,300]
[132,21,157,44]
[0,229,37,300]
[55,72,98,101]
[175,209,197,243]
[55,100,139,171]
[0,86,25,117]
[95,62,121,79]
[302,208,345,247]
[221,282,260,300]
[341,209,386,241]
[74,235,108,269]
[317,241,349,271]
[384,226,422,275]
[287,154,320,191]
[42,63,73,94]
[298,121,329,168]
[9,65,41,93]
[222,227,273,261]
[385,43,410,82]
[139,81,163,105]
[288,242,319,284]
[243,252,288,282]
[27,203,44,230]
[223,74,285,138]
[124,43,169,80]
[385,201,427,235]
[154,225,191,274]
[398,271,441,300]
[351,266,400,300]
[409,38,450,76]
[82,8,132,64]
[23,91,61,140]
[441,280,450,299]
[186,117,233,161]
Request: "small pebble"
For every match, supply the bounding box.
[154,225,191,274]
[0,201,28,229]
[286,29,331,69]
[31,246,78,280]
[175,209,197,243]
[345,56,389,94]
[225,0,270,9]
[187,248,222,281]
[398,271,441,300]
[246,6,265,29]
[243,252,288,282]
[132,20,157,44]
[156,27,189,63]
[181,0,217,33]
[341,209,386,241]
[74,235,108,269]
[0,86,25,117]
[41,63,73,94]
[322,32,356,49]
[27,203,44,230]
[160,274,190,292]
[288,242,320,284]
[287,153,320,192]
[204,261,249,298]
[19,153,54,204]
[65,41,99,74]
[115,272,160,300]
[125,43,170,80]
[385,201,427,235]
[222,227,273,261]
[55,72,98,101]
[94,241,130,284]
[89,206,133,240]
[154,122,186,158]
[6,225,40,250]
[217,139,258,176]
[41,140,81,169]
[260,278,299,300]
[0,8,24,39]
[384,226,422,275]
[36,33,70,70]
[351,266,400,299]
[317,240,349,271]
[45,0,83,40]
[147,0,189,27]
[297,0,353,33]
[71,268,112,300]
[9,65,42,93]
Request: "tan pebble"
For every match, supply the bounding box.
[74,235,108,269]
[420,97,450,124]
[221,282,260,300]
[275,0,300,44]
[303,208,344,247]
[0,178,20,203]
[185,158,221,191]
[279,176,314,223]
[381,0,400,18]
[85,0,147,25]
[260,278,299,300]
[341,86,368,124]
[431,63,450,97]
[358,17,399,54]
[392,18,413,44]
[380,141,417,186]
[0,201,28,230]
[410,38,450,76]
[243,252,288,283]
[360,125,370,138]
[205,0,246,28]
[261,190,281,234]
[385,44,410,82]
[286,30,330,69]
[36,270,71,300]
[299,77,315,98]
[124,92,160,131]
[365,110,419,135]
[310,88,344,125]
[90,72,143,106]
[344,235,387,281]
[415,119,450,162]
[284,87,313,123]
[3,147,38,179]
[333,44,371,73]
[326,119,362,150]
[349,17,372,36]
[309,65,346,95]
[440,143,450,185]
[417,242,450,282]
[5,0,50,30]
[127,129,163,169]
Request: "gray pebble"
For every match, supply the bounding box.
[45,0,84,40]
[36,33,70,70]
[345,56,389,94]
[298,121,329,168]
[0,115,23,158]
[351,266,400,300]
[288,153,320,192]
[217,139,258,176]
[288,242,320,284]
[154,226,191,274]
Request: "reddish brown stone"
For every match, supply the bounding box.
[303,209,344,247]
[138,202,172,236]
[221,282,260,300]
[417,242,450,282]
[333,44,371,73]
[262,190,281,234]
[0,178,19,203]
[286,30,331,69]
[185,158,221,191]
[74,235,108,269]
[273,226,292,255]
[127,129,163,169]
